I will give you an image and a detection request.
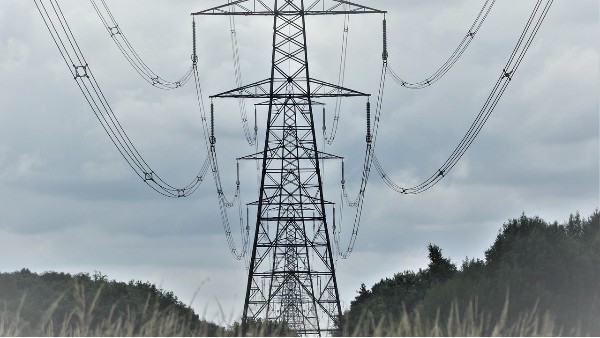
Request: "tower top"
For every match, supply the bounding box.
[192,0,385,16]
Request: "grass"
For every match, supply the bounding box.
[341,298,567,336]
[0,282,222,336]
[0,283,580,336]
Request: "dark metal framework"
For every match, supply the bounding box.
[193,0,384,335]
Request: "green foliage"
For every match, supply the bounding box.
[227,318,296,337]
[340,209,600,336]
[426,243,458,284]
[0,270,224,336]
[339,244,455,335]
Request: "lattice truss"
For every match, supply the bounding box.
[35,0,555,334]
[197,0,382,334]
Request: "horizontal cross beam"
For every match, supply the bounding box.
[210,77,370,99]
[192,0,385,16]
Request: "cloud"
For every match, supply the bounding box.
[0,0,597,323]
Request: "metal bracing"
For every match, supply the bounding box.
[193,0,384,16]
[193,0,383,335]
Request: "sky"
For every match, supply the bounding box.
[0,0,598,326]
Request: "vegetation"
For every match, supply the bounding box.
[0,270,226,336]
[339,209,600,336]
[1,209,597,336]
[0,271,295,336]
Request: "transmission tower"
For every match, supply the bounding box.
[193,0,384,335]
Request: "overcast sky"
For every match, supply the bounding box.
[0,0,598,326]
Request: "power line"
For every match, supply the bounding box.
[34,0,556,332]
[372,0,554,195]
[387,0,496,89]
[38,0,251,259]
[190,2,387,334]
[323,5,350,145]
[228,10,257,146]
[189,37,251,260]
[34,0,209,198]
[335,48,388,259]
[90,0,194,90]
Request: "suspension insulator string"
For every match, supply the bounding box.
[366,100,372,144]
[382,15,388,62]
[236,161,240,186]
[210,100,216,146]
[322,107,326,131]
[254,106,258,133]
[341,160,346,184]
[192,18,198,65]
[333,205,336,235]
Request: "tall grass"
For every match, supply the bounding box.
[1,281,222,336]
[0,283,578,336]
[341,297,570,337]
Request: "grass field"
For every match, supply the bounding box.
[340,299,563,336]
[1,282,570,336]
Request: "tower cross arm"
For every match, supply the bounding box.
[192,0,385,16]
[210,77,370,99]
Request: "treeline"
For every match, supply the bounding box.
[0,270,224,336]
[339,209,600,336]
[0,270,295,336]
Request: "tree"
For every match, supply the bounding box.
[426,244,457,284]
[0,270,224,336]
[339,209,600,336]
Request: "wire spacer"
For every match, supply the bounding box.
[502,68,513,80]
[144,172,154,182]
[177,189,185,197]
[73,64,89,79]
[109,26,121,37]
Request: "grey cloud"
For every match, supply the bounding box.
[0,0,597,320]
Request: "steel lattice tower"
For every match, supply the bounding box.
[193,0,384,335]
